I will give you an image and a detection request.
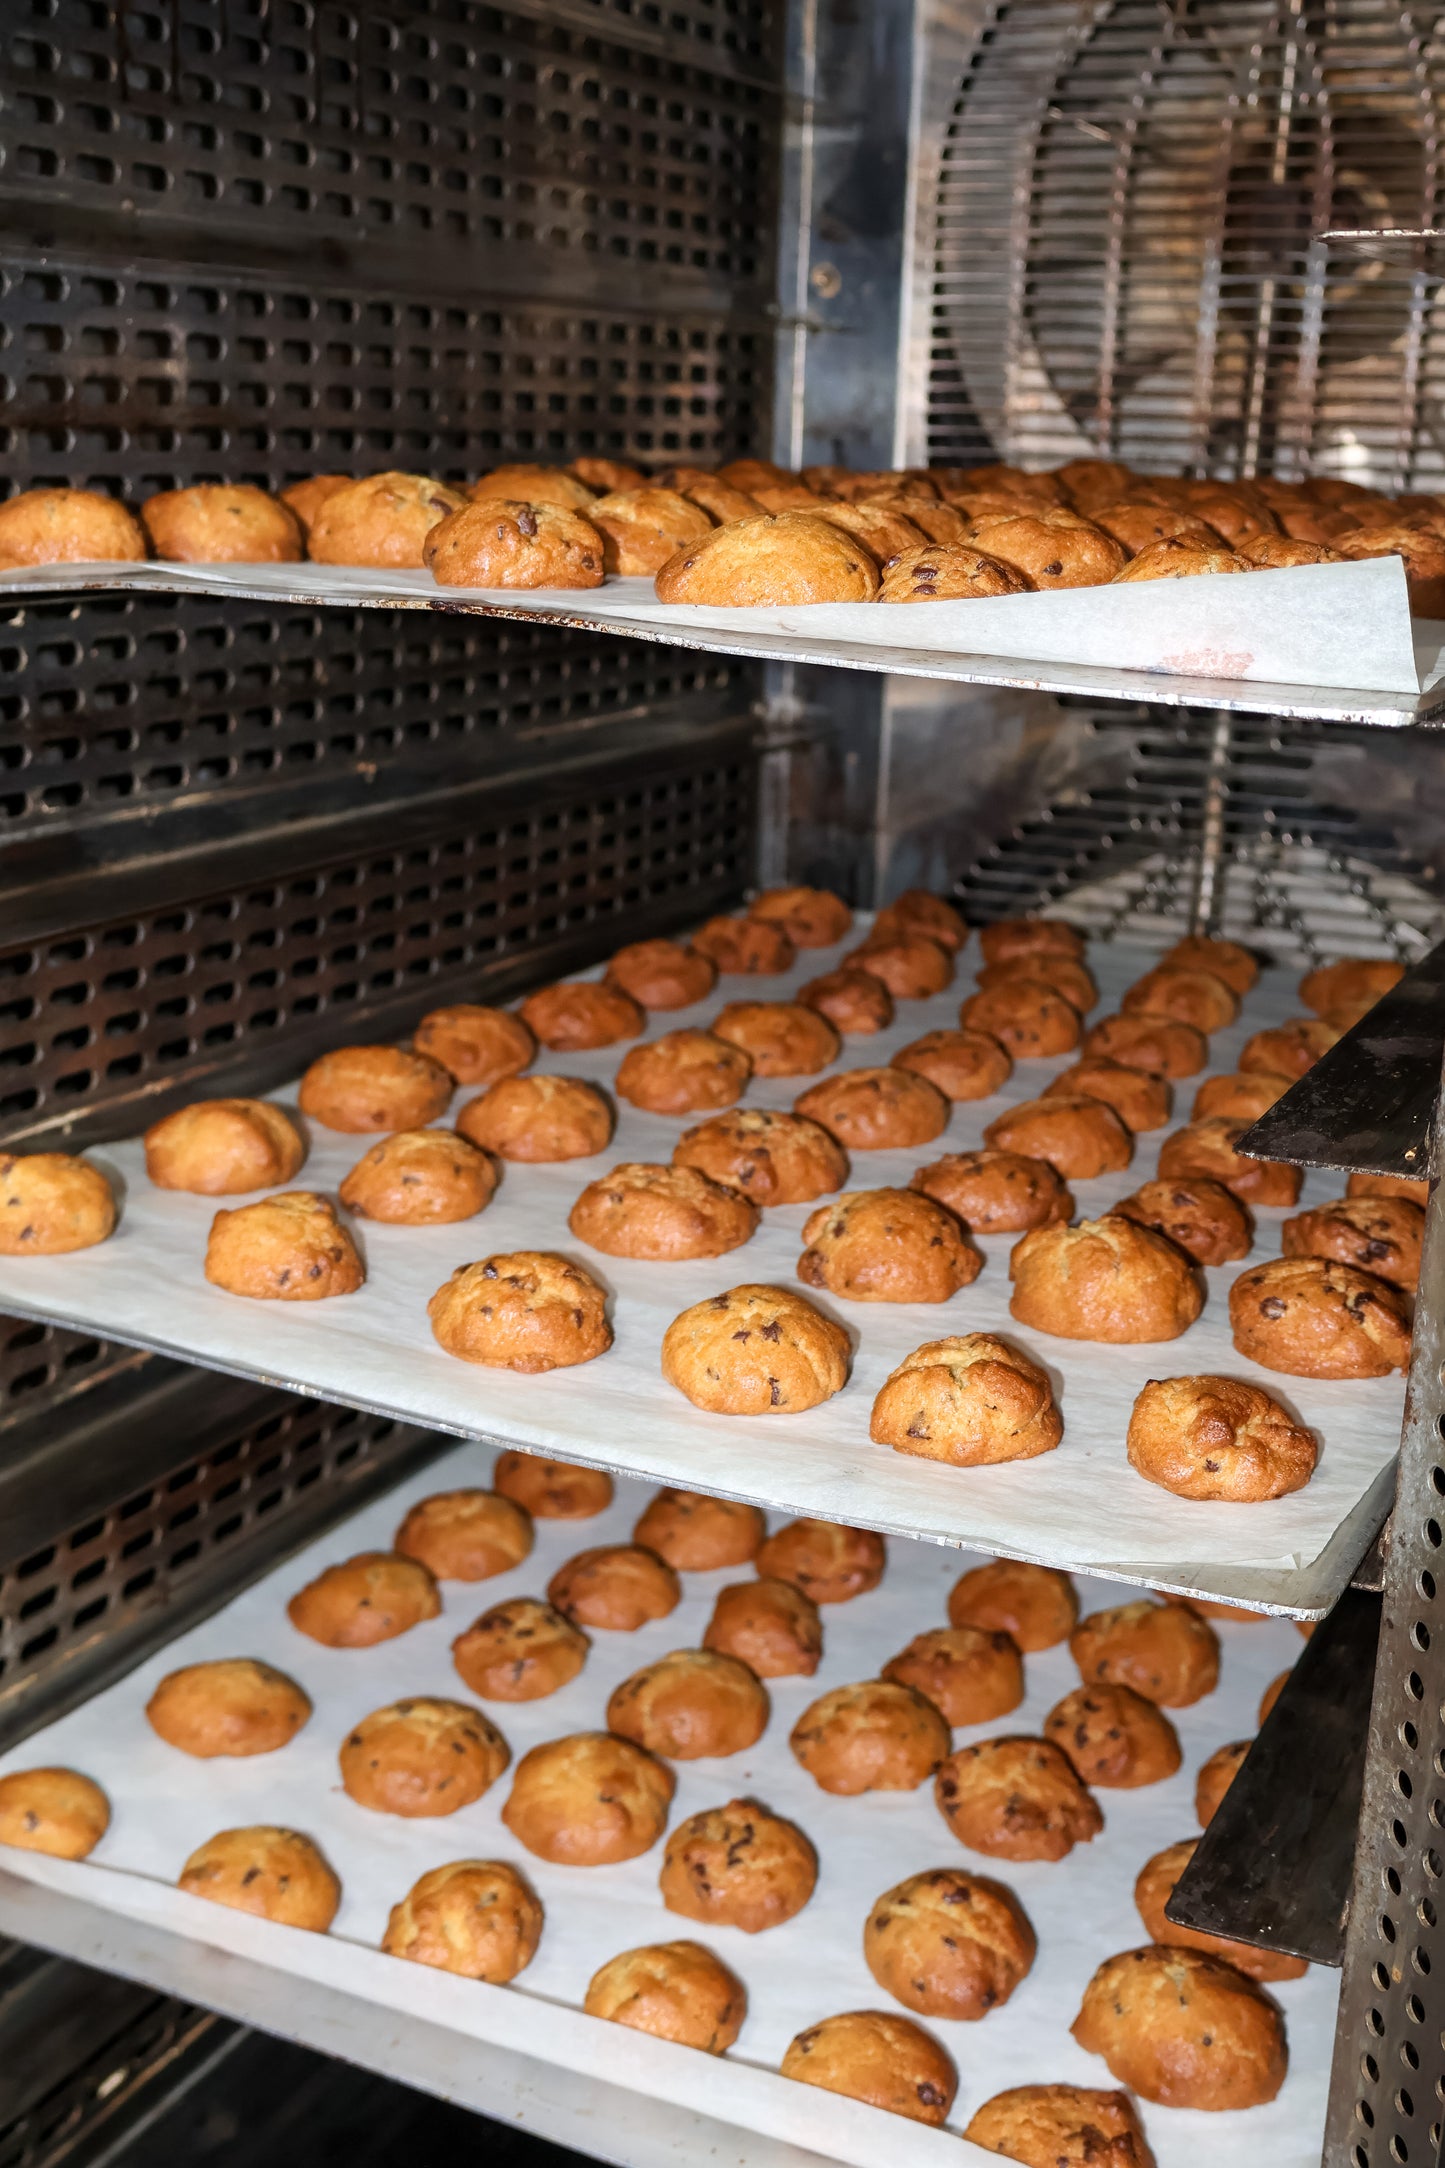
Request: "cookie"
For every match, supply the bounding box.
[1071,1600,1219,1707]
[949,1559,1078,1651]
[144,1099,305,1195]
[798,1188,980,1302]
[607,1647,769,1759]
[394,1488,533,1580]
[703,1577,823,1677]
[660,1799,817,1932]
[568,1161,759,1259]
[547,1544,681,1631]
[1121,967,1238,1034]
[1009,1217,1202,1342]
[1191,1071,1292,1122]
[307,472,467,566]
[425,499,606,588]
[605,938,717,1011]
[178,1826,339,1930]
[1228,1256,1411,1376]
[661,1285,851,1415]
[1281,1194,1424,1290]
[452,1596,589,1701]
[673,1108,847,1204]
[339,1697,510,1816]
[780,2010,956,2125]
[865,1867,1036,2020]
[493,1451,613,1519]
[979,917,1085,965]
[1044,1685,1182,1787]
[583,1940,745,2053]
[964,2084,1154,2168]
[615,1028,751,1116]
[977,955,1098,1016]
[0,1152,116,1254]
[501,1732,674,1864]
[1110,1176,1252,1265]
[1071,1946,1286,2110]
[1239,1017,1338,1079]
[1135,1838,1306,1981]
[518,981,644,1052]
[794,1066,949,1150]
[690,914,795,976]
[1156,1117,1301,1206]
[983,1094,1132,1180]
[0,486,146,567]
[960,980,1082,1059]
[141,484,302,563]
[1160,934,1258,995]
[655,512,880,607]
[146,1659,311,1758]
[883,1625,1024,1725]
[871,1333,1062,1466]
[798,967,894,1036]
[204,1192,364,1301]
[633,1489,766,1571]
[1083,1014,1206,1079]
[911,1148,1072,1234]
[1045,1058,1170,1133]
[428,1252,612,1371]
[892,1028,1012,1101]
[339,1129,496,1223]
[297,1045,452,1132]
[790,1679,950,1795]
[711,1000,839,1076]
[748,886,853,948]
[287,1552,440,1647]
[412,1004,535,1086]
[382,1859,542,1982]
[456,1074,613,1161]
[755,1518,884,1603]
[934,1736,1102,1862]
[1127,1376,1317,1501]
[844,932,953,1000]
[1299,956,1403,1017]
[0,1768,110,1859]
[1196,1741,1251,1827]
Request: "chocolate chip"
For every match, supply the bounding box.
[517,507,538,536]
[1259,1295,1287,1318]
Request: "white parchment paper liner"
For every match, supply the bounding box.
[0,936,1405,1580]
[0,1445,1339,2168]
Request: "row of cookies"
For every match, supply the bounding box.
[8,455,1444,616]
[0,1463,1306,2147]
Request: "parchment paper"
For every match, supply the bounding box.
[0,935,1404,1586]
[0,553,1425,695]
[0,1445,1338,2168]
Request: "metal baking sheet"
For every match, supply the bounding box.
[1,559,1442,728]
[0,1443,1339,2168]
[0,933,1405,1613]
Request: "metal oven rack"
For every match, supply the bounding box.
[2,2,1445,2164]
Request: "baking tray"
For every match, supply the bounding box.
[2,558,1443,728]
[0,933,1403,1615]
[0,1442,1339,2168]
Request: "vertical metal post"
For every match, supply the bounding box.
[1187,711,1234,935]
[1323,1076,1445,2167]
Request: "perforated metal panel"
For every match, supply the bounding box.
[0,1317,145,1435]
[927,0,1445,486]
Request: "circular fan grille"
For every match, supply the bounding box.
[928,0,1445,485]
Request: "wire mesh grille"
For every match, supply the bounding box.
[0,745,756,1140]
[928,0,1445,486]
[0,1315,146,1433]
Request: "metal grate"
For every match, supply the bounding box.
[0,1391,424,1735]
[0,743,757,1142]
[0,1316,146,1435]
[928,0,1445,487]
[0,0,781,492]
[0,1987,220,2168]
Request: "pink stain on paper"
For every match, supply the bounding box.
[1157,647,1255,678]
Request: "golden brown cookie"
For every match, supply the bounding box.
[878,542,1031,601]
[960,979,1083,1059]
[1282,1194,1423,1290]
[586,487,713,574]
[892,1027,1012,1101]
[1111,1176,1252,1266]
[1299,956,1403,1017]
[1095,499,1226,553]
[1156,1117,1300,1206]
[547,1545,682,1631]
[0,1152,116,1255]
[660,1799,817,1932]
[501,1732,674,1864]
[204,1191,364,1301]
[470,463,599,510]
[0,1769,110,1859]
[798,1187,980,1302]
[1084,1013,1207,1078]
[883,1625,1024,1724]
[1336,521,1445,613]
[655,512,880,605]
[1113,537,1249,582]
[1071,1946,1286,2109]
[980,918,1085,966]
[605,938,717,1010]
[394,1488,533,1581]
[977,954,1099,1015]
[0,487,146,566]
[493,1451,613,1518]
[456,1074,613,1160]
[1135,1839,1306,1981]
[1122,968,1238,1035]
[519,981,643,1052]
[1010,1217,1202,1343]
[340,1697,510,1817]
[298,1045,452,1133]
[661,1284,851,1415]
[1196,1740,1251,1827]
[1127,1375,1317,1501]
[970,507,1127,589]
[984,1094,1132,1180]
[428,1252,611,1371]
[452,1596,589,1701]
[607,1647,769,1759]
[1045,1059,1170,1134]
[278,474,351,536]
[816,499,928,561]
[308,473,468,567]
[871,1333,1062,1466]
[568,1161,759,1260]
[798,967,894,1036]
[178,1827,339,1931]
[1349,1169,1430,1204]
[679,475,765,524]
[873,890,969,953]
[935,1736,1102,1862]
[1161,934,1259,994]
[412,1003,535,1086]
[755,1517,884,1603]
[712,999,839,1076]
[616,1029,751,1115]
[964,2084,1155,2168]
[790,1680,950,1795]
[794,1066,949,1150]
[748,886,853,948]
[339,1129,497,1224]
[1045,1685,1182,1788]
[865,1868,1036,2020]
[949,1559,1078,1651]
[425,499,605,588]
[690,913,795,976]
[673,1108,847,1204]
[633,1489,766,1572]
[1230,1255,1411,1376]
[287,1551,440,1647]
[584,1940,745,2053]
[141,485,301,563]
[703,1577,823,1676]
[1072,1601,1219,1707]
[144,1099,306,1195]
[1191,1070,1292,1122]
[911,1148,1072,1234]
[844,931,954,1000]
[383,1860,543,1982]
[146,1659,311,1758]
[1239,1017,1338,1079]
[780,2010,956,2125]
